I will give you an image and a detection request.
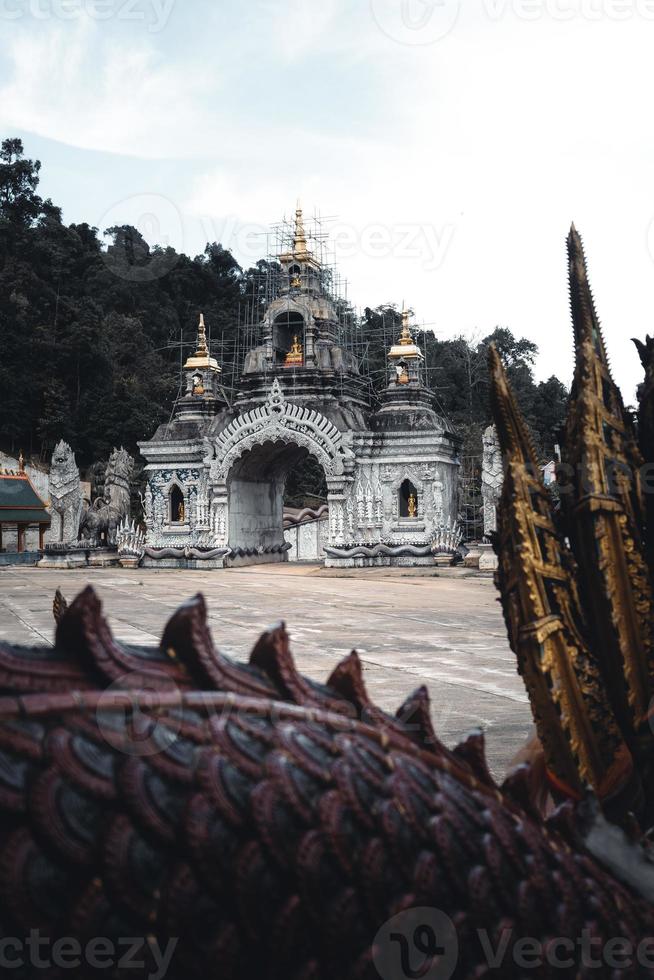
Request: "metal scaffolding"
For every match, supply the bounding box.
[458,454,484,543]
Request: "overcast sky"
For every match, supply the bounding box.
[1,0,653,399]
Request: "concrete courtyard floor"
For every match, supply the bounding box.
[0,563,532,778]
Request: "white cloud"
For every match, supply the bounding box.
[0,21,212,158]
[2,1,653,400]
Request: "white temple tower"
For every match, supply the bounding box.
[139,209,460,568]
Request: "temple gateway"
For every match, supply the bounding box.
[139,209,461,568]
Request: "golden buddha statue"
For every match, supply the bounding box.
[192,373,205,395]
[177,501,185,523]
[284,335,303,366]
[408,492,418,518]
[291,275,302,289]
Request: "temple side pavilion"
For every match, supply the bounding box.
[0,461,51,554]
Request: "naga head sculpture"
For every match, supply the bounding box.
[490,224,654,826]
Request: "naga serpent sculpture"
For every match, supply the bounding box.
[2,228,654,978]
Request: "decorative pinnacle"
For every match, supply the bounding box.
[18,450,24,473]
[293,206,308,256]
[488,344,539,470]
[196,313,209,356]
[566,223,612,378]
[400,307,413,345]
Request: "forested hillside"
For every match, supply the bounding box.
[0,138,567,471]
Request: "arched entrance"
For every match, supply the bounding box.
[207,380,353,566]
[226,440,327,563]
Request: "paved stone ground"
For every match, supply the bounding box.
[0,564,532,777]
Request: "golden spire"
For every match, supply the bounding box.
[388,306,423,362]
[279,201,319,269]
[196,313,209,357]
[400,307,413,345]
[293,205,308,257]
[489,343,637,808]
[562,225,654,734]
[183,312,221,373]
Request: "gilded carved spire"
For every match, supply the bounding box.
[399,308,413,345]
[293,206,308,257]
[196,313,209,357]
[561,226,654,735]
[388,307,423,362]
[183,312,220,374]
[489,344,638,811]
[279,202,319,269]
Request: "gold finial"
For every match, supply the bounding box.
[387,305,423,364]
[196,313,209,356]
[183,313,220,373]
[400,308,413,345]
[18,450,25,473]
[293,206,308,256]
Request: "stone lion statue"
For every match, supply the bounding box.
[79,447,134,547]
[48,440,83,544]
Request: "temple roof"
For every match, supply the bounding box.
[0,472,50,525]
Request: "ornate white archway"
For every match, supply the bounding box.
[204,381,353,560]
[209,379,349,480]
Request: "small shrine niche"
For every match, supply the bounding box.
[399,479,419,519]
[395,358,409,385]
[170,485,185,523]
[288,263,302,288]
[273,311,305,364]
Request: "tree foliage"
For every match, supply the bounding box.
[0,138,567,485]
[360,307,567,459]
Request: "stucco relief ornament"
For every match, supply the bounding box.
[432,479,445,523]
[144,484,154,529]
[213,380,349,480]
[375,475,383,524]
[268,378,285,415]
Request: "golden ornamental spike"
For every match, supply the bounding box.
[196,313,209,356]
[561,226,654,738]
[400,308,413,346]
[489,344,638,812]
[293,206,308,257]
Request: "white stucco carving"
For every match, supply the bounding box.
[213,381,349,480]
[482,424,503,538]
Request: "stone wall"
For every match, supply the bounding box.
[284,515,328,561]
